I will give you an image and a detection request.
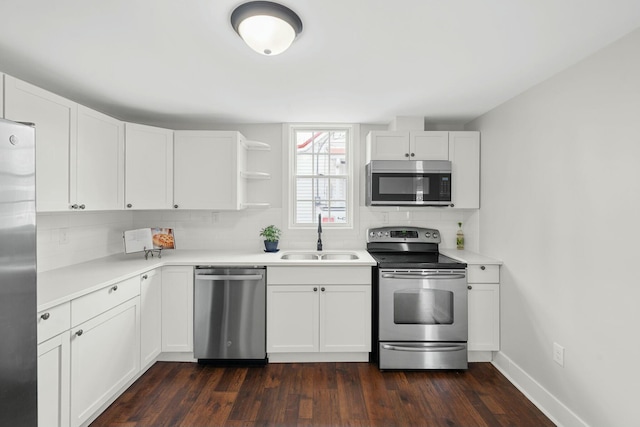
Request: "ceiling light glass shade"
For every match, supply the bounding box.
[231,1,303,56]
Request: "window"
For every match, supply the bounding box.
[288,124,355,228]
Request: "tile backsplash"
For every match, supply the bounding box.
[37,208,479,272]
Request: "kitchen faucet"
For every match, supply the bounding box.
[317,213,323,251]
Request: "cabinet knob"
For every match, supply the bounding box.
[404,153,410,157]
[79,204,86,210]
[410,153,415,157]
[480,265,486,270]
[142,274,148,280]
[126,203,133,208]
[313,287,318,292]
[468,285,473,290]
[321,287,326,292]
[75,329,84,336]
[174,204,179,209]
[70,204,78,210]
[40,312,50,320]
[111,285,118,292]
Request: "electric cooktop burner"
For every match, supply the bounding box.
[366,226,466,269]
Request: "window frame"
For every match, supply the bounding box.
[285,123,358,230]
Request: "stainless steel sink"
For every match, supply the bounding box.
[320,253,359,260]
[279,252,359,261]
[280,253,321,260]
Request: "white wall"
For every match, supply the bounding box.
[37,211,133,272]
[37,122,479,271]
[467,27,640,427]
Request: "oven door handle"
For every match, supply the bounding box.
[381,343,466,352]
[381,273,466,280]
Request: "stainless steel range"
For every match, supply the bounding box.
[367,226,468,370]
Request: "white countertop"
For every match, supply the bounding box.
[439,248,503,265]
[37,249,377,311]
[38,248,501,312]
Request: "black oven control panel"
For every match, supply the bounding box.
[367,226,441,243]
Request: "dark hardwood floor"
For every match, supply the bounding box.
[90,362,555,427]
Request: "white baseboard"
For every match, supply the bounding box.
[492,351,589,427]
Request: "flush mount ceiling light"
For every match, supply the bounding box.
[231,1,303,56]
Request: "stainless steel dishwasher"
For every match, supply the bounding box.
[194,266,266,363]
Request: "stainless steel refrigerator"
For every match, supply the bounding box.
[0,118,37,426]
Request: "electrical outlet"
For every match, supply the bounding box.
[59,228,69,245]
[553,342,565,367]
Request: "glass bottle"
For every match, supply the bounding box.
[456,222,465,250]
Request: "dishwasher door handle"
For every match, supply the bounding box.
[195,274,264,281]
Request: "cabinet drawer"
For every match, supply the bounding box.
[71,276,140,327]
[268,266,371,285]
[37,302,71,344]
[467,264,500,283]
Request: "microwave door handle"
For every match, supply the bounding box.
[416,175,423,202]
[381,273,466,280]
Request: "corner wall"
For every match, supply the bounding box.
[467,27,640,427]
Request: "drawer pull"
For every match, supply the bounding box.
[142,274,148,280]
[480,265,486,270]
[40,312,50,320]
[111,285,118,292]
[75,329,84,337]
[468,285,473,290]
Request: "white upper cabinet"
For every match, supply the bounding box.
[173,131,246,210]
[410,132,449,160]
[366,131,449,162]
[449,131,480,209]
[366,130,480,208]
[74,106,124,211]
[4,76,124,212]
[125,123,174,210]
[4,76,77,212]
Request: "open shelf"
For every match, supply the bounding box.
[243,140,271,151]
[241,202,271,208]
[240,171,271,180]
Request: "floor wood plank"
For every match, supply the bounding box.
[90,362,555,427]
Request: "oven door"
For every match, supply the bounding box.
[379,269,468,342]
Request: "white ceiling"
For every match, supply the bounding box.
[1,0,639,128]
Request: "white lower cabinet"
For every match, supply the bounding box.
[70,297,140,427]
[468,283,500,351]
[140,269,162,368]
[38,331,71,427]
[267,266,371,361]
[268,285,371,354]
[268,285,319,352]
[467,263,500,354]
[161,266,194,352]
[319,285,371,352]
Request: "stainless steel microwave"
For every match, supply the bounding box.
[366,160,453,206]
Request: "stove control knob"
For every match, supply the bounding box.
[369,231,375,238]
[425,232,431,238]
[384,231,389,237]
[433,232,439,239]
[377,231,383,237]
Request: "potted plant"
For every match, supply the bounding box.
[260,225,281,252]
